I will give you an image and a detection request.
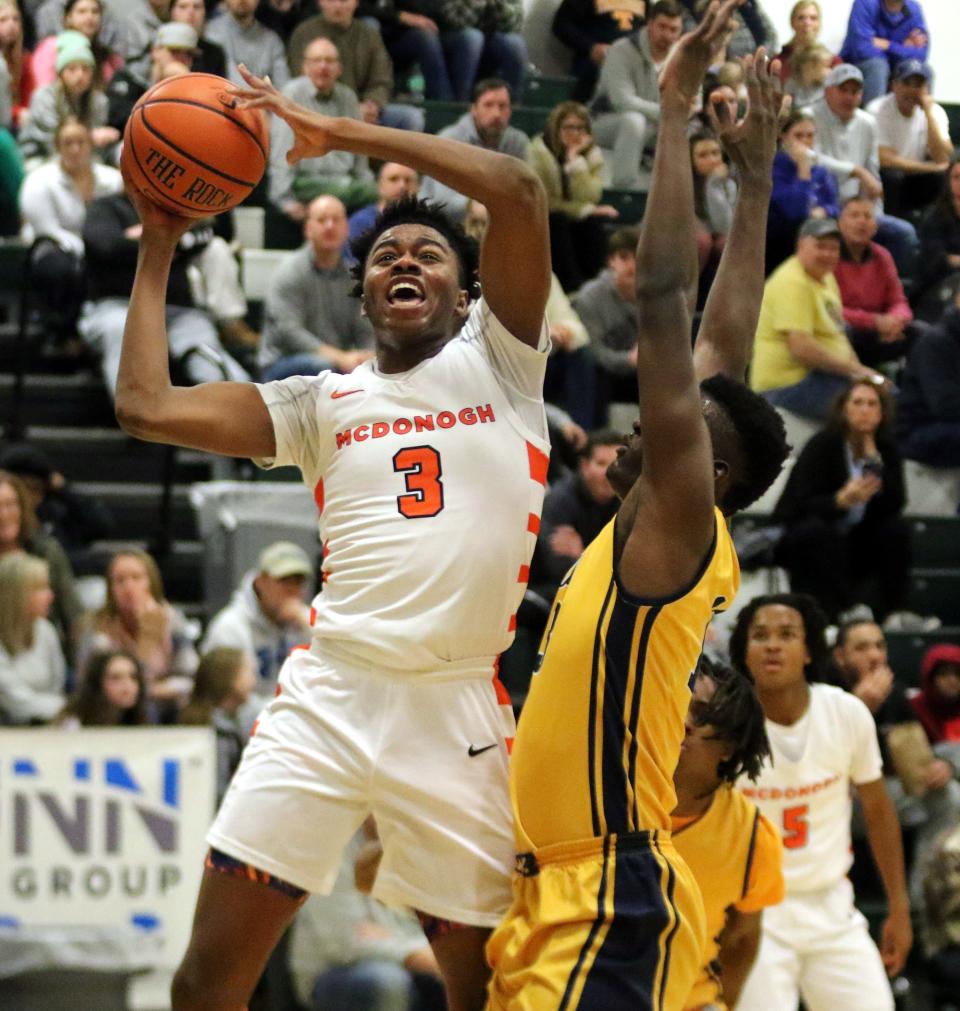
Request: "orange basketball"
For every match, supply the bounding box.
[121,72,268,219]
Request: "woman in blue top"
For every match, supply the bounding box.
[766,108,839,273]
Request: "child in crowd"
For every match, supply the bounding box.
[180,646,257,802]
[57,648,147,727]
[691,131,737,285]
[786,43,832,107]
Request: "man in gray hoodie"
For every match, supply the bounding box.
[201,541,314,702]
[590,0,684,190]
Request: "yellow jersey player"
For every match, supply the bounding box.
[486,6,790,1009]
[672,659,785,1011]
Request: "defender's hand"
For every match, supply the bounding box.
[709,49,785,186]
[233,64,334,164]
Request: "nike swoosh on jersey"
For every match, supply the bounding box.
[468,743,498,757]
[331,388,365,399]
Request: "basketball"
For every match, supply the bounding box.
[121,73,268,219]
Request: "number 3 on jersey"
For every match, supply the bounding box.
[393,446,444,518]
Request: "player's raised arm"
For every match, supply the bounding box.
[234,68,551,348]
[694,50,785,382]
[616,0,742,597]
[115,180,276,457]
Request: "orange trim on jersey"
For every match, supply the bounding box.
[526,441,550,486]
[290,644,309,655]
[508,614,517,632]
[313,478,324,513]
[274,683,283,697]
[517,564,530,583]
[493,674,512,706]
[527,513,541,535]
[309,605,316,625]
[250,719,260,736]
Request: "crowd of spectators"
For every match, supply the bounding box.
[2,0,960,1005]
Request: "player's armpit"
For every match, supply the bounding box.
[117,381,276,459]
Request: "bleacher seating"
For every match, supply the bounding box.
[522,74,576,108]
[600,188,648,225]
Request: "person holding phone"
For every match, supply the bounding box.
[771,378,914,625]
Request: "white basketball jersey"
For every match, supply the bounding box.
[739,683,883,894]
[256,298,551,675]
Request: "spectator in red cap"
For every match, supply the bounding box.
[913,644,960,746]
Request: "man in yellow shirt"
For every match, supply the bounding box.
[751,216,883,420]
[672,659,785,1011]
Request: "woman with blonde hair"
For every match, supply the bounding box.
[0,0,35,128]
[526,99,617,293]
[775,1,838,82]
[78,548,198,710]
[0,552,67,724]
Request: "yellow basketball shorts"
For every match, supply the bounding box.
[487,830,706,1011]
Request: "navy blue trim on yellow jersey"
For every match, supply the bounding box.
[627,606,661,831]
[653,833,681,1011]
[588,578,617,837]
[558,835,613,1011]
[613,515,720,607]
[599,594,656,834]
[740,808,761,902]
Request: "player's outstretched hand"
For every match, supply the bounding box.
[880,905,912,977]
[121,160,194,245]
[659,0,744,105]
[232,64,333,164]
[708,48,786,186]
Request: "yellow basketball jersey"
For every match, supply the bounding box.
[511,508,740,850]
[672,787,785,1010]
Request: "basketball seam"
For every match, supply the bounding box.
[128,114,221,216]
[140,104,261,187]
[141,93,267,159]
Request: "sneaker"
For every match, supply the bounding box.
[882,610,943,633]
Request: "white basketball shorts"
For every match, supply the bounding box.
[207,644,516,927]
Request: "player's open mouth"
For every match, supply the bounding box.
[387,280,426,306]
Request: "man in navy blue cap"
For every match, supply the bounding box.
[868,58,952,219]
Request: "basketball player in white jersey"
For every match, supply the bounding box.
[729,592,912,1011]
[115,69,551,1011]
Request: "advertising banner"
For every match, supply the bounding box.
[0,727,216,1005]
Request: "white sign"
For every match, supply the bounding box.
[0,727,216,997]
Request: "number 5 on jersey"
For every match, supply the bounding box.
[393,446,444,518]
[783,803,809,849]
